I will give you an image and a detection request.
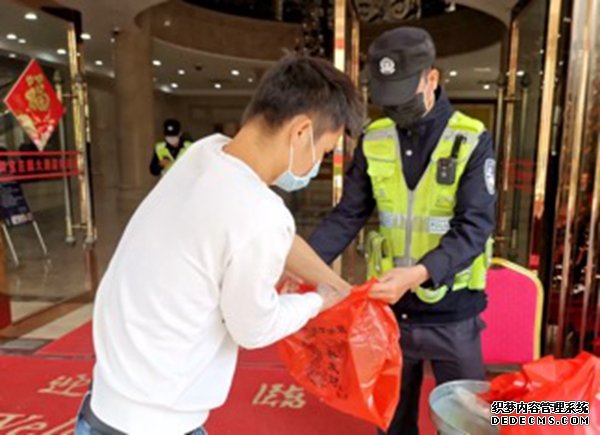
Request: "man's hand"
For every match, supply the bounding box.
[277,271,304,294]
[160,158,172,169]
[369,265,430,304]
[316,283,350,312]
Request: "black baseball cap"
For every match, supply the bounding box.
[163,119,181,136]
[368,27,436,106]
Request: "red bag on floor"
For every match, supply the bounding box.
[278,280,401,430]
[480,352,600,435]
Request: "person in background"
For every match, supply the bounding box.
[74,53,364,435]
[149,118,193,177]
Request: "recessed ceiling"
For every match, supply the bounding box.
[1,0,515,98]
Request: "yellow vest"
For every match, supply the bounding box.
[154,141,193,175]
[363,111,493,303]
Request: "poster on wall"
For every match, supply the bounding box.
[3,59,65,151]
[0,181,33,227]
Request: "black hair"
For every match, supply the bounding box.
[243,53,364,139]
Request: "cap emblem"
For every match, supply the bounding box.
[379,57,396,75]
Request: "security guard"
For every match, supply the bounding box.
[308,27,496,434]
[149,119,193,177]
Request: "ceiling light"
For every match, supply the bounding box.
[483,84,491,90]
[81,33,91,40]
[152,60,162,67]
[214,83,222,89]
[178,69,186,76]
[110,37,115,44]
[231,69,240,76]
[8,53,16,59]
[248,77,254,83]
[517,70,525,77]
[449,70,458,77]
[164,20,172,27]
[57,48,67,55]
[25,12,38,20]
[18,38,26,44]
[170,83,179,89]
[95,60,104,66]
[444,79,451,84]
[474,67,492,73]
[6,34,17,40]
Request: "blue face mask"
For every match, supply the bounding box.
[274,128,321,192]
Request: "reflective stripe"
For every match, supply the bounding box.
[379,211,407,228]
[394,257,418,267]
[365,129,396,141]
[379,212,451,235]
[441,128,481,146]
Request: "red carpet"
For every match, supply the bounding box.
[36,322,94,356]
[24,322,437,434]
[0,356,93,432]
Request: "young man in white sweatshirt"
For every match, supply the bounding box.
[74,54,364,435]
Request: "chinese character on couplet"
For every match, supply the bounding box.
[252,383,306,409]
[37,373,91,397]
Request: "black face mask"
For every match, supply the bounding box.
[383,92,427,129]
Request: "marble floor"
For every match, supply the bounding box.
[0,182,147,350]
[0,179,369,353]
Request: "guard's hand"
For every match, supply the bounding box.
[369,265,430,304]
[160,158,172,169]
[316,283,351,312]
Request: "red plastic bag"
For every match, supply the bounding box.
[480,352,600,435]
[278,280,401,430]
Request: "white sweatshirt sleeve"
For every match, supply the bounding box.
[220,224,323,350]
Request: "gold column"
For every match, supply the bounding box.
[553,0,595,356]
[531,0,562,225]
[0,229,7,291]
[331,0,347,274]
[67,24,95,245]
[497,22,520,255]
[578,0,599,352]
[593,145,600,348]
[528,0,562,271]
